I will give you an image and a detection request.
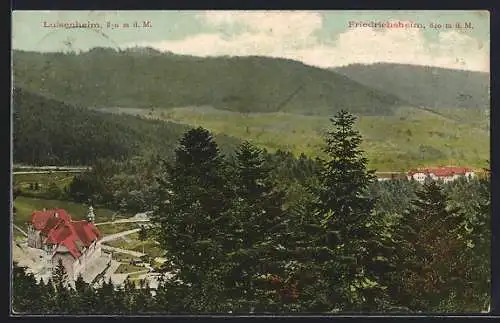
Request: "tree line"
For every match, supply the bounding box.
[13,110,490,313]
[12,87,240,166]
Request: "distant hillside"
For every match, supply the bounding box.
[333,63,489,110]
[13,48,409,116]
[97,106,490,171]
[13,87,240,166]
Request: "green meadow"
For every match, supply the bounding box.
[13,196,132,230]
[109,106,489,172]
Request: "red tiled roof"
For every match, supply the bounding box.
[408,167,472,177]
[72,220,102,246]
[31,209,70,231]
[30,209,102,259]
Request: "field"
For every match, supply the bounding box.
[13,172,75,190]
[105,232,165,258]
[112,252,140,263]
[101,106,490,171]
[97,222,140,235]
[115,263,146,274]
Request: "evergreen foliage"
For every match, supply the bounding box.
[12,113,491,314]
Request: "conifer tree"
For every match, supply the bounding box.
[96,278,118,313]
[138,225,148,254]
[43,277,57,313]
[12,263,40,313]
[306,110,391,311]
[151,127,234,312]
[392,180,466,311]
[224,141,289,312]
[73,274,97,314]
[468,178,491,311]
[52,259,72,313]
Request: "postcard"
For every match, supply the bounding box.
[11,10,490,315]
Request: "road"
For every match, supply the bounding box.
[13,170,87,175]
[14,165,89,170]
[100,228,141,243]
[95,218,150,226]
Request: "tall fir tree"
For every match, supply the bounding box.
[392,180,466,311]
[52,258,73,313]
[73,274,97,314]
[224,141,290,312]
[151,127,234,312]
[12,263,42,314]
[96,279,118,313]
[303,110,391,312]
[441,177,491,311]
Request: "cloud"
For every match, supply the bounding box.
[128,12,489,72]
[198,10,323,41]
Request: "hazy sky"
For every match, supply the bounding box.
[12,10,490,72]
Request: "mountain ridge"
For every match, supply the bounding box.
[13,48,411,116]
[332,62,489,110]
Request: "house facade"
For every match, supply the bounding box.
[27,208,103,281]
[407,167,476,184]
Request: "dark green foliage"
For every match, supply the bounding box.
[443,177,491,311]
[13,49,406,117]
[47,182,63,200]
[224,141,290,312]
[12,110,490,314]
[300,110,392,311]
[369,179,419,216]
[334,63,489,110]
[12,263,44,314]
[391,180,469,311]
[138,226,148,241]
[52,259,73,313]
[73,274,97,314]
[12,87,240,166]
[151,127,235,311]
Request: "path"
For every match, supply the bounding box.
[101,245,145,258]
[125,269,150,276]
[13,224,28,237]
[98,259,121,285]
[81,254,112,284]
[14,165,89,170]
[95,219,150,226]
[100,228,140,243]
[13,170,87,175]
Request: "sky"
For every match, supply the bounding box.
[12,10,490,72]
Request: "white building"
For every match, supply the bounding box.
[27,207,107,281]
[407,167,475,184]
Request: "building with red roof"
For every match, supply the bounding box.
[407,166,476,184]
[27,208,104,281]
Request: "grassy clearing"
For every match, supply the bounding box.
[97,223,139,236]
[13,173,76,191]
[115,263,145,274]
[106,233,164,258]
[135,106,489,171]
[13,196,132,230]
[131,241,165,258]
[105,233,141,249]
[112,252,141,263]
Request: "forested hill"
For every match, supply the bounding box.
[13,48,408,116]
[333,63,489,110]
[12,87,241,166]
